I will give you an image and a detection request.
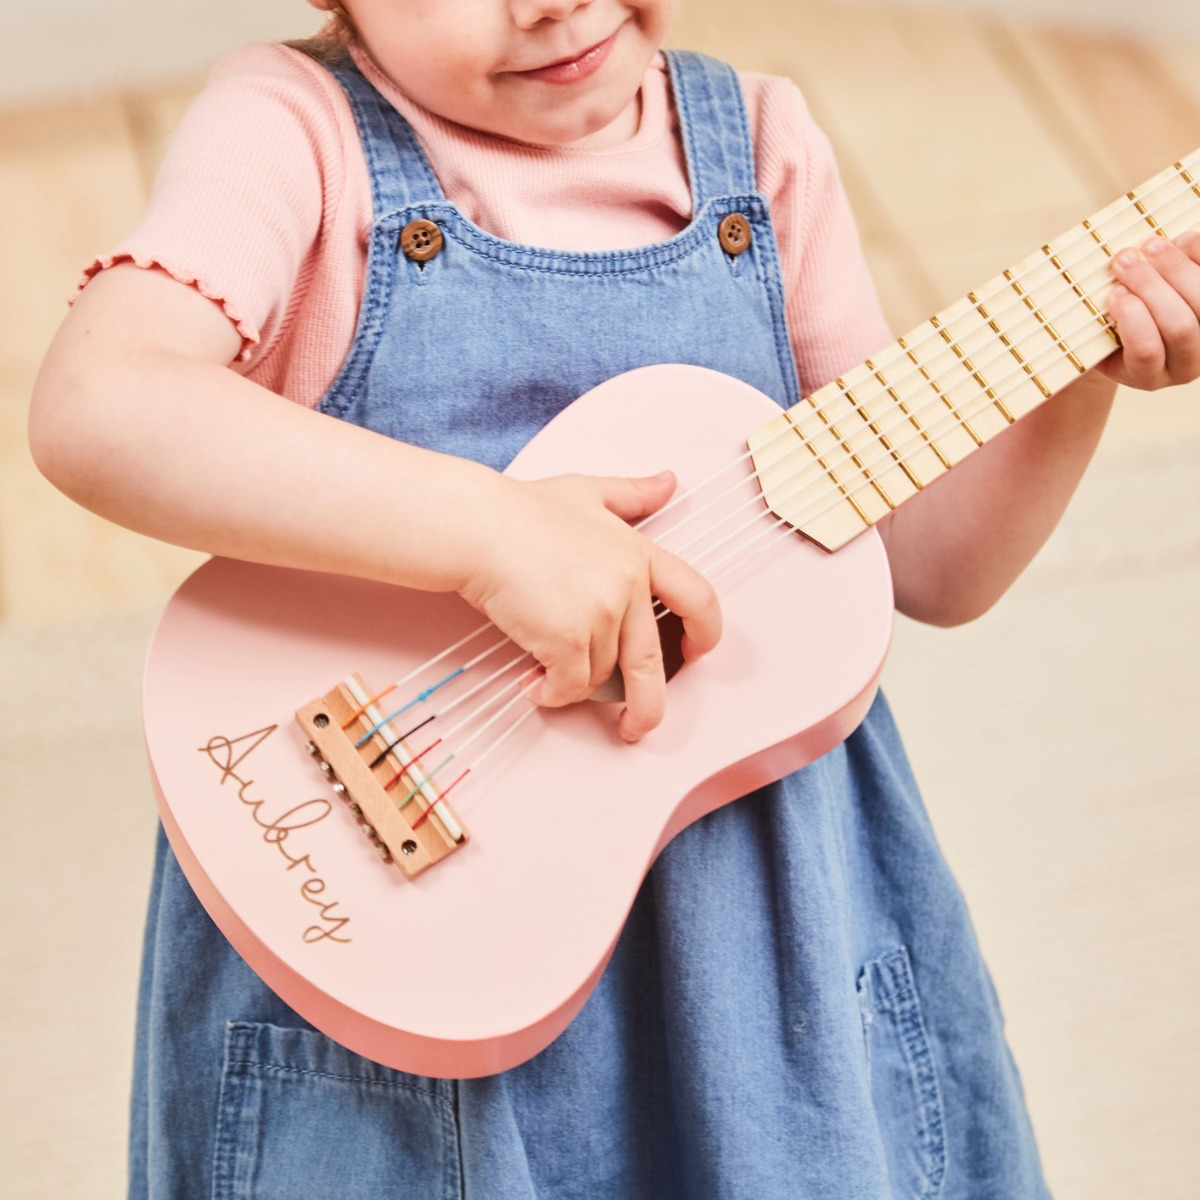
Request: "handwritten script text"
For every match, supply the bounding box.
[199,725,352,944]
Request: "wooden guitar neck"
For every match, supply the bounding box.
[750,149,1200,550]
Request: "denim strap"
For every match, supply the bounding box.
[327,59,447,213]
[663,50,758,206]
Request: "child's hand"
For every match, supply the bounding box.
[460,470,722,743]
[1100,231,1200,389]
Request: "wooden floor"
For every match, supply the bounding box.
[2,2,1198,1195]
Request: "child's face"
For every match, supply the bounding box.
[343,0,676,147]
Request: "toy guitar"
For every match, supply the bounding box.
[144,152,1200,1078]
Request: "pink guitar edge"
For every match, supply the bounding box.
[144,151,1200,1076]
[144,365,892,1078]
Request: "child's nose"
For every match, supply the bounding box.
[509,0,593,31]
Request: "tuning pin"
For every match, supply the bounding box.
[347,802,362,817]
[360,822,377,840]
[319,760,334,776]
[305,741,319,757]
[375,843,393,862]
[331,782,347,797]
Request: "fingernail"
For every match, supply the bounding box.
[1116,249,1139,268]
[654,470,673,481]
[1145,236,1170,256]
[1109,284,1128,302]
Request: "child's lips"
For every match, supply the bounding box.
[511,31,619,85]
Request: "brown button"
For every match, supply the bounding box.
[400,219,443,263]
[718,213,752,256]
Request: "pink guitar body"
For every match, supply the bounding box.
[143,365,893,1078]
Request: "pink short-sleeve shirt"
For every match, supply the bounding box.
[85,42,890,408]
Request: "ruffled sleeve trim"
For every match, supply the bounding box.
[77,251,261,363]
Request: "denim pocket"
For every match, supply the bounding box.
[857,946,947,1200]
[212,1022,461,1200]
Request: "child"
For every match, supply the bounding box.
[29,1,1200,1196]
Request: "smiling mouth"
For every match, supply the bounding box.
[512,31,620,84]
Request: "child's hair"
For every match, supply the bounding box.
[304,1,356,47]
[292,0,356,62]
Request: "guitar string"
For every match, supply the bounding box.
[364,190,1187,763]
[646,170,1199,549]
[355,185,1199,801]
[392,679,541,828]
[365,646,529,765]
[664,309,1124,584]
[384,230,1171,811]
[659,309,1125,575]
[346,162,1199,731]
[340,168,1200,802]
[353,633,512,742]
[361,286,1135,808]
[381,664,542,805]
[634,156,1200,543]
[643,171,1200,564]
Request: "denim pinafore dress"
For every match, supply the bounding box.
[129,52,1050,1200]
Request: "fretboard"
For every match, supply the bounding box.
[748,149,1200,551]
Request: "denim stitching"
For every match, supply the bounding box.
[222,1058,453,1108]
[330,62,443,204]
[321,52,794,421]
[210,1044,239,1199]
[748,204,804,407]
[212,1025,262,1200]
[320,65,443,419]
[678,53,757,200]
[382,196,769,275]
[666,51,706,207]
[217,1025,460,1200]
[669,52,801,406]
[879,949,948,1200]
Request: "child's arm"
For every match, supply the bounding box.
[878,233,1200,626]
[29,264,722,741]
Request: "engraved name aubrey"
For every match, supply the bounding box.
[199,725,352,944]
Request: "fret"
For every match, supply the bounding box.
[782,406,873,528]
[1003,268,1087,374]
[850,349,964,480]
[969,290,1052,399]
[865,357,953,472]
[1086,159,1200,262]
[1082,217,1113,258]
[815,385,898,512]
[1039,245,1114,343]
[839,376,924,493]
[930,315,1015,425]
[1126,188,1166,237]
[898,333,985,450]
[746,147,1200,552]
[910,300,1023,438]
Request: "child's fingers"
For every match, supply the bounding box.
[615,598,667,743]
[1104,283,1167,383]
[1108,239,1200,385]
[591,470,677,522]
[532,606,621,709]
[1138,236,1200,320]
[647,543,723,662]
[1176,229,1200,266]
